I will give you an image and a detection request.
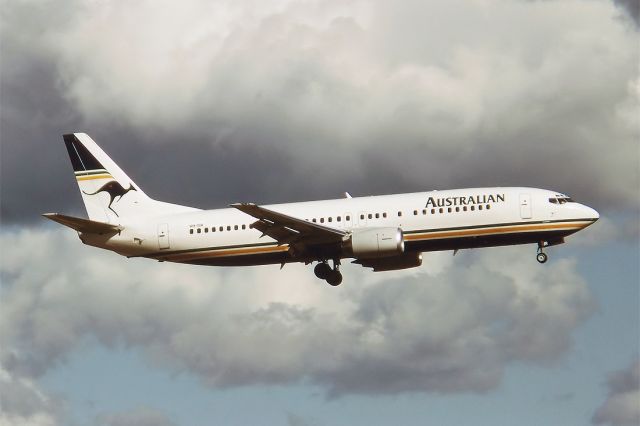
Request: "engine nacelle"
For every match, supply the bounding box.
[356,252,423,272]
[345,227,404,259]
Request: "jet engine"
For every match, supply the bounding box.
[345,227,404,258]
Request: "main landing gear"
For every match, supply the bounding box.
[536,241,548,264]
[314,260,343,286]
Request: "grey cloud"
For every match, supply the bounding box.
[1,0,639,225]
[0,228,594,397]
[0,0,85,223]
[613,0,640,26]
[95,406,176,426]
[0,365,61,426]
[593,359,640,426]
[287,412,319,426]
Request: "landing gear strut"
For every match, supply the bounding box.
[314,260,343,286]
[536,241,548,264]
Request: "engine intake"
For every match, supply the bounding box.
[345,227,404,258]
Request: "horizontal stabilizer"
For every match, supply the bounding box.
[42,213,123,234]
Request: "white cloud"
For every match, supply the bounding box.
[1,227,594,397]
[593,359,640,426]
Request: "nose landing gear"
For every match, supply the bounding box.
[314,260,343,286]
[536,251,548,263]
[536,241,548,264]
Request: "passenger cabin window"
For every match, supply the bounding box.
[320,218,325,223]
[219,226,223,232]
[242,224,246,230]
[227,226,231,231]
[486,205,491,210]
[328,217,332,222]
[346,215,351,221]
[413,210,418,215]
[234,225,238,230]
[383,213,387,218]
[375,213,379,219]
[397,211,402,217]
[337,216,341,222]
[360,214,365,220]
[197,228,201,233]
[190,229,194,234]
[368,214,372,219]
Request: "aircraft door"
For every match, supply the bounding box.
[158,223,170,249]
[519,194,532,219]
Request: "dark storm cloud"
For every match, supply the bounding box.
[0,0,84,223]
[1,0,639,226]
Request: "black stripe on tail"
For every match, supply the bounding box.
[63,134,104,172]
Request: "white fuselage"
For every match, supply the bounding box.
[81,187,599,267]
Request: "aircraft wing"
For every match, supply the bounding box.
[43,213,123,234]
[230,203,347,247]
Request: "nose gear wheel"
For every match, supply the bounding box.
[536,241,548,264]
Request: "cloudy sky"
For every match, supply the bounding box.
[1,0,638,425]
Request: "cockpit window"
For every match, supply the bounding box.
[549,196,574,204]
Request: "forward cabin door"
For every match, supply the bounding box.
[519,194,532,219]
[158,223,170,250]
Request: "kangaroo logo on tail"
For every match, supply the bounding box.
[83,181,136,217]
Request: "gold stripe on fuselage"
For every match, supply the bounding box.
[165,245,289,262]
[403,221,592,242]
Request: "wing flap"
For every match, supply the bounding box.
[230,203,346,246]
[42,213,123,234]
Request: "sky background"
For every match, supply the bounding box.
[1,0,639,425]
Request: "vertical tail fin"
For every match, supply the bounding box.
[63,133,195,222]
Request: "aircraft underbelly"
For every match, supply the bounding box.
[405,228,574,252]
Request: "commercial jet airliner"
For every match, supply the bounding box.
[44,133,599,286]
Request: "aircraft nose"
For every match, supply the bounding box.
[582,204,599,222]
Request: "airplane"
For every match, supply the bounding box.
[44,133,600,286]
